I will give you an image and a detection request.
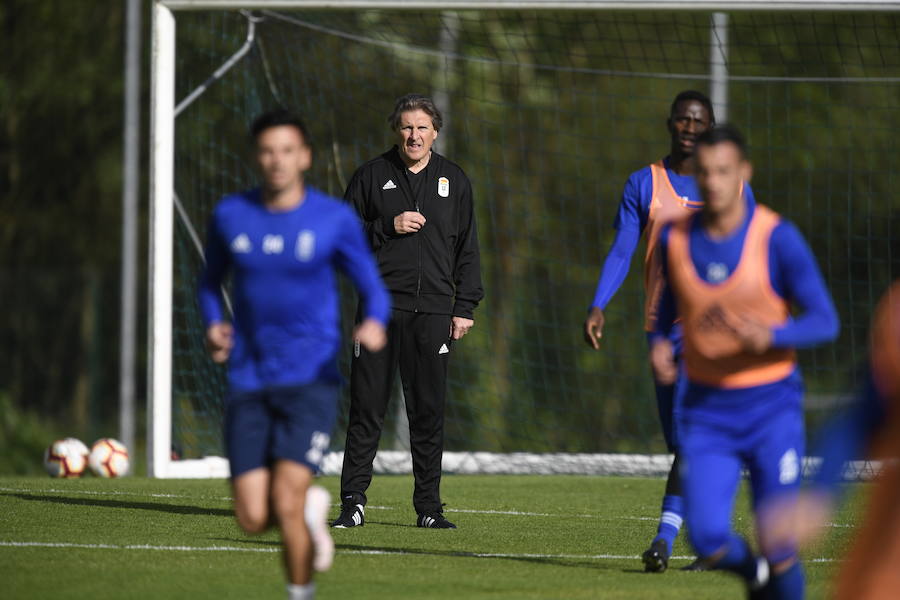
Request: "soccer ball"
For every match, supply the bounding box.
[43,438,90,478]
[88,438,130,478]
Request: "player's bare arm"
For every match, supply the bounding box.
[205,321,234,363]
[393,211,426,233]
[583,306,605,349]
[649,337,677,385]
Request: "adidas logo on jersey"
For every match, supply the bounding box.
[382,179,397,190]
[230,233,251,253]
[439,343,449,355]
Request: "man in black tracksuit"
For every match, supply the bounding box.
[333,94,483,530]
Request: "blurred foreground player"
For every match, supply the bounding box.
[584,90,721,571]
[650,125,839,599]
[198,110,390,600]
[767,281,900,600]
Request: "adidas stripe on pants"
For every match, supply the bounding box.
[340,309,451,515]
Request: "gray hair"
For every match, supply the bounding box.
[387,93,443,131]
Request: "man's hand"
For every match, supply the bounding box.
[583,306,605,349]
[733,314,773,354]
[354,317,387,352]
[394,211,426,234]
[649,337,677,385]
[451,316,474,340]
[206,322,234,364]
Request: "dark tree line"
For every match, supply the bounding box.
[3,5,899,461]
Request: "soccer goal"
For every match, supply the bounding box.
[149,0,900,478]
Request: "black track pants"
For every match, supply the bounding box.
[340,309,451,514]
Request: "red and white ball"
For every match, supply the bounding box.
[43,438,90,478]
[88,438,130,478]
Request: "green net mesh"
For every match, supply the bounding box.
[169,9,900,462]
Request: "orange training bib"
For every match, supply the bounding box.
[667,204,796,388]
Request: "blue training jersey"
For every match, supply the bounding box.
[590,157,704,311]
[198,186,391,392]
[811,369,885,495]
[654,196,839,413]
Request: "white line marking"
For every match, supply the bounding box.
[0,541,279,553]
[0,487,232,502]
[0,541,841,563]
[447,508,554,516]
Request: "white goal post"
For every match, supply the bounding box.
[148,0,899,478]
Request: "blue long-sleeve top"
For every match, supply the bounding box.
[591,157,713,311]
[652,196,839,410]
[198,186,391,392]
[811,369,886,496]
[654,195,839,350]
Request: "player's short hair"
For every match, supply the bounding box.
[695,123,748,159]
[670,90,716,125]
[249,109,311,146]
[387,94,443,131]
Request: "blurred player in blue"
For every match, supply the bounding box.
[198,109,390,600]
[767,281,900,600]
[650,124,839,599]
[584,90,717,571]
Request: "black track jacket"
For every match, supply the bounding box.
[344,146,483,319]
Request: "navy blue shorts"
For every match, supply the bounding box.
[224,381,339,478]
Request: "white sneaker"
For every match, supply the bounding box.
[305,486,334,572]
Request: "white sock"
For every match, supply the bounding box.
[287,582,315,600]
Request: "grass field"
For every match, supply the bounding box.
[1,474,862,599]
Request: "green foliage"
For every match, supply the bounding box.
[1,0,133,436]
[169,10,900,457]
[1,475,861,599]
[0,393,61,475]
[4,6,899,456]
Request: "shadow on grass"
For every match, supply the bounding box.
[332,542,616,570]
[2,491,232,516]
[210,537,281,546]
[363,519,418,528]
[212,537,615,570]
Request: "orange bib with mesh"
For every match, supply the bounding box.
[643,161,703,331]
[667,204,796,388]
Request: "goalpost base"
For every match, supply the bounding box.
[154,452,880,480]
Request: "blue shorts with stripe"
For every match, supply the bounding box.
[678,375,805,562]
[224,380,339,478]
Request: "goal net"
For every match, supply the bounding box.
[149,1,900,478]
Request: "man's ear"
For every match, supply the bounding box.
[298,144,313,173]
[741,160,753,184]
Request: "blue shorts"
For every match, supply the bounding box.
[679,380,804,562]
[224,381,339,478]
